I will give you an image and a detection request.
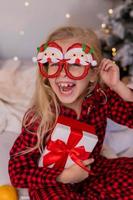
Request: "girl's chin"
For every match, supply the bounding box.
[56,91,78,104]
[57,95,77,104]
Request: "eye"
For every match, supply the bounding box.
[49,63,58,67]
[44,53,47,56]
[41,62,49,70]
[73,54,76,56]
[52,53,55,56]
[73,64,81,67]
[81,55,84,57]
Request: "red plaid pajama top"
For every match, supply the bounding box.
[9,86,133,200]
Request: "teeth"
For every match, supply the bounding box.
[58,83,74,87]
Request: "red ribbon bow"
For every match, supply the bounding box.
[43,125,94,174]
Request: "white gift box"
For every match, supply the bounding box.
[39,116,98,169]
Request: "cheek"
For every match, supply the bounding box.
[77,76,89,88]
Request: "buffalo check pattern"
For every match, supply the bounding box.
[9,86,133,200]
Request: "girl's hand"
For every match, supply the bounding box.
[56,158,94,184]
[99,58,120,89]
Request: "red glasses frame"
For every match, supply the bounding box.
[37,41,95,80]
[38,60,90,80]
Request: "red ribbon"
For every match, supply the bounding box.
[43,121,95,174]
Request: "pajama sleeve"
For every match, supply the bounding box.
[106,87,133,129]
[8,125,63,189]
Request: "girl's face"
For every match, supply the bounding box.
[48,39,92,106]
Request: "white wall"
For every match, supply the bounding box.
[0,0,122,59]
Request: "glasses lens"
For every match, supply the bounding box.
[48,63,60,76]
[67,64,86,78]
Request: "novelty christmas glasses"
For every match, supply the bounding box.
[37,42,97,80]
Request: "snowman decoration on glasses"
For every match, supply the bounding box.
[37,42,97,80]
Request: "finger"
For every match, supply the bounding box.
[103,64,114,71]
[82,158,94,166]
[101,62,115,72]
[100,58,108,64]
[104,63,120,72]
[99,59,106,69]
[99,58,109,67]
[99,59,110,71]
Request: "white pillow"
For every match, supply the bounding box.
[104,119,133,154]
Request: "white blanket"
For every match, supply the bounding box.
[0,59,36,186]
[0,59,36,133]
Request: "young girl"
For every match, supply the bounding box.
[9,26,133,200]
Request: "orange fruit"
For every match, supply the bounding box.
[0,185,18,200]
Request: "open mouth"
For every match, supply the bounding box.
[57,82,76,95]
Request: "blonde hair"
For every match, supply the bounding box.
[21,26,103,155]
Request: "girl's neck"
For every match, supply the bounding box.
[62,95,84,119]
